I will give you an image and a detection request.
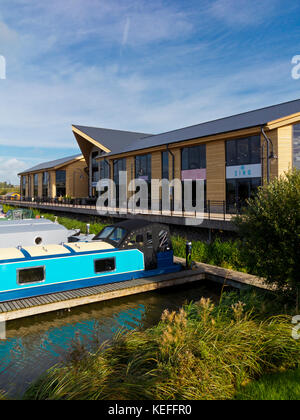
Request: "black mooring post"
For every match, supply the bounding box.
[186,241,192,270]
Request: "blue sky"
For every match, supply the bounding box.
[0,0,300,183]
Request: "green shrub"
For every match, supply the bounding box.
[235,169,300,307]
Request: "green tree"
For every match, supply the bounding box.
[235,169,300,307]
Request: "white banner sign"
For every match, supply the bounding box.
[226,164,261,179]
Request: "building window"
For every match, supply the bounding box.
[91,151,99,183]
[100,160,110,179]
[226,136,261,166]
[293,124,300,169]
[42,172,49,198]
[135,154,151,181]
[94,258,116,273]
[56,170,66,197]
[162,151,169,180]
[113,158,126,183]
[21,177,26,198]
[33,174,38,197]
[226,177,261,211]
[181,144,206,170]
[28,175,32,197]
[135,154,152,208]
[113,158,126,207]
[17,266,45,285]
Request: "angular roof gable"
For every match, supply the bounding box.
[72,125,152,155]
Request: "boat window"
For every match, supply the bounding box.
[97,226,115,239]
[18,267,45,285]
[35,237,43,245]
[95,226,126,244]
[158,230,170,252]
[109,227,127,244]
[94,258,116,273]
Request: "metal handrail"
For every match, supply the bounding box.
[0,196,243,220]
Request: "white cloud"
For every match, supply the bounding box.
[0,157,27,184]
[0,55,294,151]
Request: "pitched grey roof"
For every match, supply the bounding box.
[105,98,300,156]
[73,125,153,154]
[18,154,82,175]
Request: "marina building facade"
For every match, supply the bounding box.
[72,100,300,213]
[19,154,88,200]
[17,99,300,220]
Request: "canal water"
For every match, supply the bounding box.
[0,281,221,398]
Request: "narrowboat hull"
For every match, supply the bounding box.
[0,220,182,303]
[0,246,181,303]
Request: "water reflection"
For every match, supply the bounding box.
[0,281,221,397]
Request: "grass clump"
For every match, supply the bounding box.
[172,236,247,272]
[24,296,300,400]
[236,368,300,400]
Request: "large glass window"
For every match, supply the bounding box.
[135,154,152,209]
[42,172,49,198]
[91,151,99,183]
[21,177,26,198]
[28,175,32,197]
[162,151,169,179]
[33,174,38,197]
[135,154,151,181]
[113,158,126,207]
[56,170,66,197]
[226,178,261,211]
[181,144,206,170]
[293,124,300,169]
[100,160,110,179]
[226,136,261,166]
[113,158,126,183]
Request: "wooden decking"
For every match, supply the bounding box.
[0,259,269,323]
[0,268,205,322]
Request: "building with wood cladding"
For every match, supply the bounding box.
[72,99,300,212]
[19,154,88,199]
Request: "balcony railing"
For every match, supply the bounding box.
[0,196,246,221]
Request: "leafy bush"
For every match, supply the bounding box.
[235,169,300,306]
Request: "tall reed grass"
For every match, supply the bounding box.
[24,297,300,400]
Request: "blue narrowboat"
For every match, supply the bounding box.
[0,220,182,303]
